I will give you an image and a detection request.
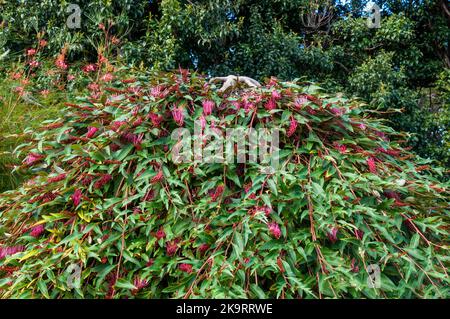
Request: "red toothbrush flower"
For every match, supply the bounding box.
[327,227,338,243]
[172,106,185,126]
[333,143,347,154]
[47,174,66,183]
[354,229,364,240]
[25,153,44,166]
[198,243,210,254]
[86,126,99,138]
[155,227,166,240]
[0,246,25,260]
[94,174,112,189]
[151,170,164,184]
[166,242,178,256]
[268,222,281,239]
[132,277,148,294]
[71,189,83,207]
[271,90,282,100]
[202,99,215,116]
[287,117,298,137]
[179,263,193,273]
[210,185,225,202]
[367,157,377,174]
[30,224,45,238]
[351,258,359,273]
[265,98,276,111]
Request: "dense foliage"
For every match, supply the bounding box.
[1,0,449,167]
[0,70,448,298]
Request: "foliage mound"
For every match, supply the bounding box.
[0,71,449,298]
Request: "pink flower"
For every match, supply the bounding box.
[11,72,22,80]
[98,53,108,64]
[25,153,44,166]
[132,133,144,150]
[71,189,82,207]
[98,23,105,30]
[172,106,185,126]
[331,107,345,116]
[327,227,338,243]
[384,190,401,201]
[376,147,400,156]
[146,258,154,267]
[148,113,163,127]
[82,64,97,73]
[94,174,112,189]
[132,277,148,294]
[0,246,25,260]
[202,99,214,116]
[261,206,272,216]
[111,36,120,45]
[198,243,210,254]
[39,40,48,47]
[210,185,224,202]
[151,85,163,98]
[111,120,127,131]
[127,86,142,95]
[179,263,193,273]
[355,229,364,240]
[67,74,76,81]
[143,189,155,202]
[151,171,164,184]
[264,98,276,111]
[166,242,178,256]
[268,222,281,239]
[81,175,94,186]
[358,123,366,130]
[287,117,297,137]
[55,58,68,70]
[155,227,166,240]
[367,157,377,174]
[29,60,40,68]
[271,90,282,100]
[30,224,45,238]
[199,115,207,130]
[351,258,359,273]
[132,117,143,128]
[87,82,100,92]
[86,126,99,138]
[101,73,114,82]
[47,174,66,183]
[40,89,50,97]
[334,143,347,154]
[27,48,37,56]
[267,77,278,87]
[294,96,308,108]
[374,130,389,141]
[14,86,25,95]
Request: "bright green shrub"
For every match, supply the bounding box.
[0,70,448,298]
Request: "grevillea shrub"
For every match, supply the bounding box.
[0,71,448,298]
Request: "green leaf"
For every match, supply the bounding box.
[114,278,136,290]
[37,279,50,298]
